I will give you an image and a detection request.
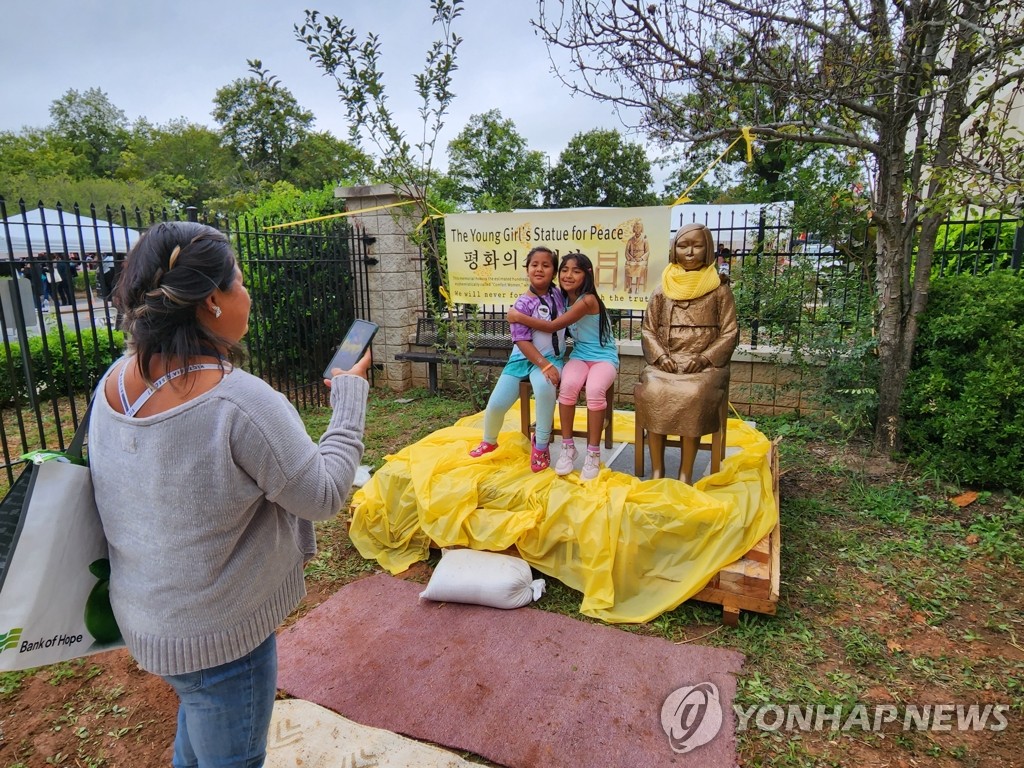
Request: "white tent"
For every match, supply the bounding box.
[1,208,140,259]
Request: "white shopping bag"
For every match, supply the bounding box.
[0,410,123,671]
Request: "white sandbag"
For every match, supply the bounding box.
[419,548,546,609]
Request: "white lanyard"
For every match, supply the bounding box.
[117,360,223,418]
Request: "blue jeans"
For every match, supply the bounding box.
[162,633,277,768]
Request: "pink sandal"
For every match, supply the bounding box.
[469,441,498,458]
[530,441,551,472]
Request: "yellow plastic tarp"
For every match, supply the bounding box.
[349,409,777,624]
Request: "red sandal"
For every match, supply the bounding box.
[469,441,498,458]
[530,440,551,472]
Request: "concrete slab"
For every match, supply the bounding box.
[265,699,476,768]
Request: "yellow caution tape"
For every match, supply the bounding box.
[263,199,421,230]
[671,127,757,207]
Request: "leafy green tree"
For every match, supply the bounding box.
[445,109,546,210]
[654,41,868,237]
[662,139,867,245]
[545,129,657,208]
[118,119,240,207]
[242,180,340,223]
[0,129,89,184]
[285,131,377,189]
[212,60,315,184]
[48,88,130,178]
[233,181,350,385]
[1,175,165,215]
[296,0,462,312]
[297,1,497,406]
[536,0,1024,454]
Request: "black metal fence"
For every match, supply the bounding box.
[0,199,372,484]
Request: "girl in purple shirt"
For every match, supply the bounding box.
[469,246,566,471]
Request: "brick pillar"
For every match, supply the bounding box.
[334,184,422,391]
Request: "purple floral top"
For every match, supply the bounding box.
[508,288,567,362]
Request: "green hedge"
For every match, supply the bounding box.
[902,272,1024,491]
[930,219,1018,277]
[0,328,125,405]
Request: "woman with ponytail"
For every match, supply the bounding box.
[89,221,370,767]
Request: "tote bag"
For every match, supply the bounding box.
[0,403,123,671]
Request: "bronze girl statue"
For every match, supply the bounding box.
[634,223,738,483]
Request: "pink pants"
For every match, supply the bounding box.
[558,359,617,410]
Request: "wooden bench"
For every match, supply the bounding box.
[395,316,514,394]
[518,380,615,449]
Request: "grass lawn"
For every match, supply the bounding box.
[1,387,1021,767]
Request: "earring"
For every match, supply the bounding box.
[212,305,222,319]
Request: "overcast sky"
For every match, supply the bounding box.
[1,1,672,189]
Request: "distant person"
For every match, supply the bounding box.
[53,256,77,306]
[97,252,118,299]
[19,256,49,313]
[715,243,732,277]
[88,221,371,767]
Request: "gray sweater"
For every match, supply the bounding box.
[88,361,368,676]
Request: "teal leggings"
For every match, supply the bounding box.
[482,367,558,448]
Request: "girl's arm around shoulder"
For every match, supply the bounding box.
[508,293,539,341]
[508,294,597,332]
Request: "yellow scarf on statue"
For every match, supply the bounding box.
[661,263,721,301]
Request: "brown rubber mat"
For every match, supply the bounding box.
[278,573,743,767]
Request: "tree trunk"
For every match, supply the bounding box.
[873,228,910,454]
[872,134,913,454]
[872,0,974,456]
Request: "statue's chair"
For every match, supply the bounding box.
[633,396,728,484]
[596,251,620,292]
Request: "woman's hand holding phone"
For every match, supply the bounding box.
[324,349,372,386]
[323,319,378,385]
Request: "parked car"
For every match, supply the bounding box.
[789,236,844,272]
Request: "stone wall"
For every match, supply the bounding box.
[335,184,424,391]
[399,336,823,417]
[337,183,822,415]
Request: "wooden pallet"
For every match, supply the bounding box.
[691,438,782,625]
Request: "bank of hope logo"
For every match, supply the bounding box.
[660,682,1010,754]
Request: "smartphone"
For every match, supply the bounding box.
[323,319,379,378]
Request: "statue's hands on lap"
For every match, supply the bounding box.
[679,355,710,374]
[656,354,678,374]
